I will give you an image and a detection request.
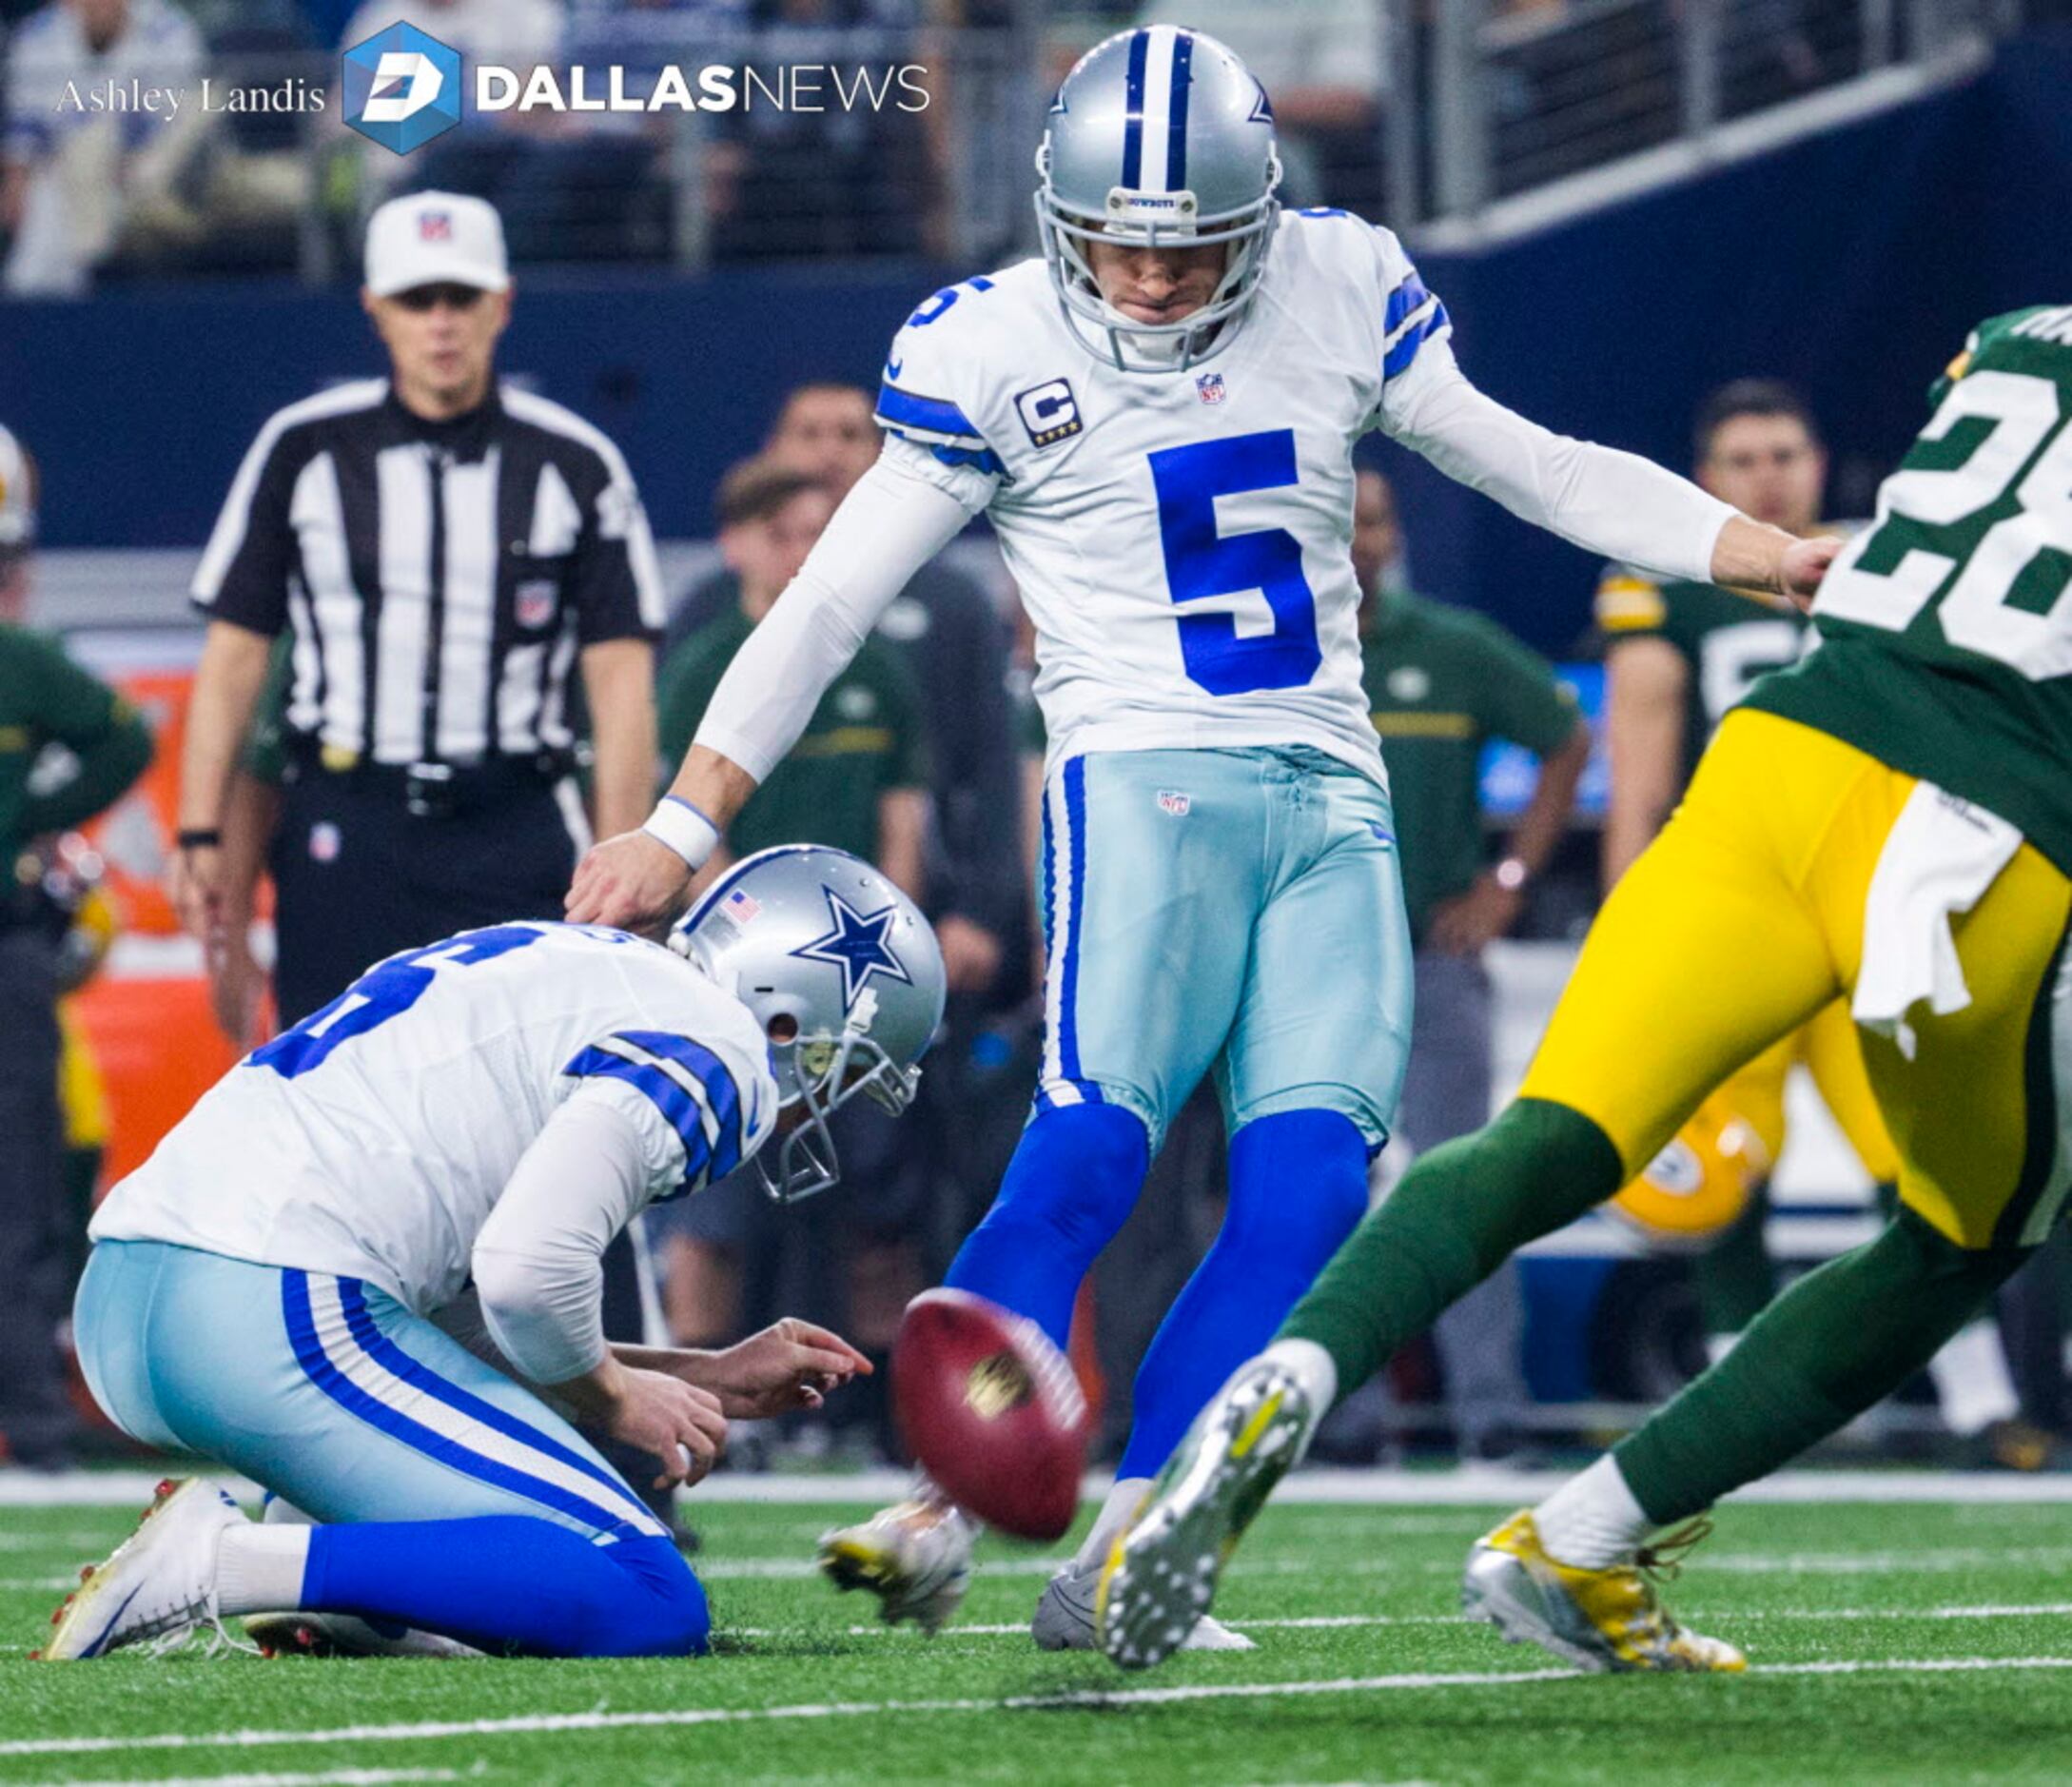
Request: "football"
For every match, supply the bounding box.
[891,1288,1091,1542]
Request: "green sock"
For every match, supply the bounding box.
[1691,1179,1776,1338]
[1616,1208,2028,1523]
[1280,1098,1623,1404]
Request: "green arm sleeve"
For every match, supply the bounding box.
[20,635,153,835]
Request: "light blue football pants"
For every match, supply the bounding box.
[1034,744,1414,1148]
[74,1240,707,1657]
[948,744,1415,1480]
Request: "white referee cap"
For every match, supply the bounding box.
[0,423,34,551]
[364,191,510,299]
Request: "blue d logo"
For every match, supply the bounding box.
[342,22,463,155]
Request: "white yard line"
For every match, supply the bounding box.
[18,1467,2072,1508]
[706,1545,2072,1581]
[723,1602,2072,1640]
[30,1773,459,1787]
[9,1657,2072,1760]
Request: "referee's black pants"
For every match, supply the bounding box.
[268,769,674,1523]
[268,770,588,1029]
[0,928,77,1466]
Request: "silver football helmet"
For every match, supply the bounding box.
[1035,27,1281,374]
[670,845,945,1204]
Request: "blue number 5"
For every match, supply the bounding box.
[1149,430,1321,697]
[251,924,548,1079]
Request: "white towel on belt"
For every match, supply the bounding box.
[1853,782,2023,1060]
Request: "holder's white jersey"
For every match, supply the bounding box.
[92,923,778,1314]
[873,209,1453,781]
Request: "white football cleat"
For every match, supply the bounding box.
[1032,1558,1254,1652]
[244,1611,487,1659]
[818,1497,976,1634]
[1097,1357,1312,1671]
[40,1478,248,1661]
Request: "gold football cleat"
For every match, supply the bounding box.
[1461,1508,1746,1673]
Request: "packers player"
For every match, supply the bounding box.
[1100,308,2072,1674]
[1595,383,1898,1313]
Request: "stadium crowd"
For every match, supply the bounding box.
[0,0,1938,292]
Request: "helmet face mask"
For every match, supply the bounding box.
[1035,28,1282,375]
[758,1026,920,1204]
[668,845,945,1206]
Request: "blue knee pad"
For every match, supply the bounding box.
[946,1102,1149,1349]
[305,1521,708,1658]
[1117,1110,1370,1480]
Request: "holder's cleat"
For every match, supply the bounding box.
[244,1611,484,1659]
[43,1479,249,1661]
[1462,1509,1746,1673]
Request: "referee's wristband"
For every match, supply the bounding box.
[640,795,720,871]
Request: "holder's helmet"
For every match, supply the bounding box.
[671,846,945,1203]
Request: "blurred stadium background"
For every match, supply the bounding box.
[6,0,2072,1474]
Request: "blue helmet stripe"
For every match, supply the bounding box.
[1167,30,1194,192]
[1121,28,1149,188]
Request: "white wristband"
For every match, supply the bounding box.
[641,795,720,871]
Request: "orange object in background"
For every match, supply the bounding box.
[59,640,266,1195]
[65,976,240,1187]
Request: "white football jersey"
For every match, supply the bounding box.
[873,209,1453,779]
[92,923,779,1314]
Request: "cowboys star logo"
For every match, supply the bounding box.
[790,887,914,1012]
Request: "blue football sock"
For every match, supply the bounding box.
[946,1102,1149,1349]
[1116,1109,1371,1480]
[302,1519,707,1658]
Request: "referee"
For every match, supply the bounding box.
[169,191,663,1019]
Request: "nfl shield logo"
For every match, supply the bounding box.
[1157,789,1191,816]
[514,579,557,629]
[420,210,452,242]
[1195,373,1226,404]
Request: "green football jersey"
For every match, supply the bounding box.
[1747,305,2072,874]
[1594,565,1809,781]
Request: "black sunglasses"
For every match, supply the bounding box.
[392,283,489,313]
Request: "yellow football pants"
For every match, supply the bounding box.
[1715,993,1899,1186]
[1523,708,2072,1249]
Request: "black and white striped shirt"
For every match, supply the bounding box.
[192,379,664,766]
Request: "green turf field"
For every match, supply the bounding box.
[6,1485,2072,1784]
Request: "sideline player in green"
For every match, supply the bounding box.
[1099,309,2072,1674]
[0,422,154,1468]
